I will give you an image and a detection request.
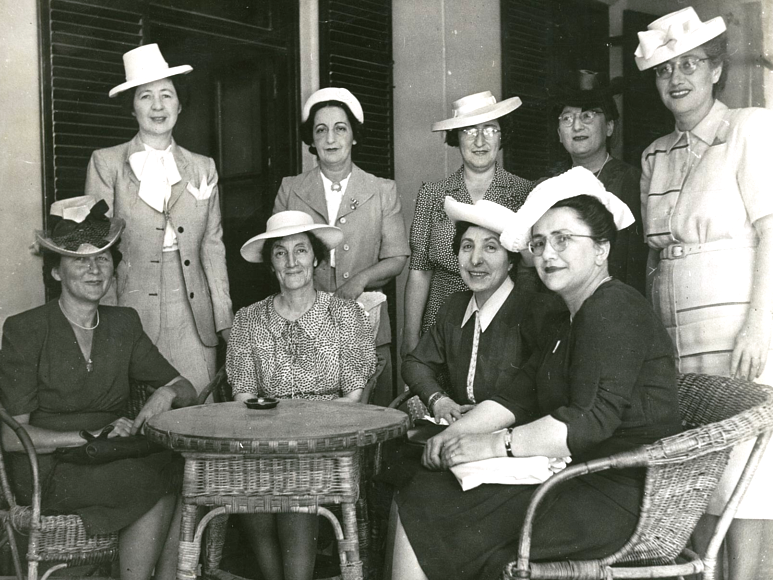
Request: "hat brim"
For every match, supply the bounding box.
[35,218,125,257]
[109,65,193,98]
[240,223,344,263]
[635,17,726,70]
[432,96,522,132]
[444,197,519,237]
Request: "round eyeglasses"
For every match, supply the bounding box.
[654,57,710,79]
[557,109,603,127]
[528,232,599,256]
[460,126,501,139]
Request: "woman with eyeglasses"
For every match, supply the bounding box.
[402,91,534,362]
[551,71,647,295]
[389,168,682,580]
[636,8,773,579]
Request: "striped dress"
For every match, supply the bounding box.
[641,99,773,518]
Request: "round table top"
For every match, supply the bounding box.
[146,400,409,454]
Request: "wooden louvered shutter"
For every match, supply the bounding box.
[501,0,552,180]
[319,0,394,179]
[39,0,143,218]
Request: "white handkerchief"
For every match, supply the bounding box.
[451,456,571,491]
[187,176,215,201]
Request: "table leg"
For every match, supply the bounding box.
[321,502,363,580]
[177,502,200,580]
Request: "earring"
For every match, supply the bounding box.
[313,259,318,267]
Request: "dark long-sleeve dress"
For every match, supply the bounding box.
[395,280,682,580]
[0,300,182,535]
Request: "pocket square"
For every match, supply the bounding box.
[187,176,215,201]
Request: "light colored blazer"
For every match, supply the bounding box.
[85,134,233,347]
[273,164,409,345]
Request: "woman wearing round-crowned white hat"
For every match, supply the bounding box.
[402,91,534,363]
[636,8,773,577]
[85,44,233,395]
[272,87,409,406]
[228,210,377,579]
[390,168,682,580]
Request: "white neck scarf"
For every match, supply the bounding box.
[129,143,182,213]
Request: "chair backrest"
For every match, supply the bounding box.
[612,373,773,566]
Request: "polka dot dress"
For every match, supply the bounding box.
[226,291,377,400]
[409,163,534,332]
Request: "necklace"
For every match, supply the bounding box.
[59,300,100,330]
[593,153,610,177]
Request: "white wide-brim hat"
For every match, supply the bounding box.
[35,195,125,257]
[444,197,519,238]
[635,7,726,71]
[432,91,522,132]
[499,167,635,253]
[240,211,344,263]
[109,43,193,98]
[302,87,364,124]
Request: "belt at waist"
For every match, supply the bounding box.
[659,239,757,260]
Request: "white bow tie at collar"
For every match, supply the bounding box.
[635,20,698,61]
[129,147,182,213]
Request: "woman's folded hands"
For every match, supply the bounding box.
[423,430,503,471]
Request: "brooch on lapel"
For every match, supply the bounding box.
[349,197,359,212]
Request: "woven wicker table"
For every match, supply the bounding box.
[146,400,409,580]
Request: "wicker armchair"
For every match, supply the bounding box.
[503,373,773,580]
[0,376,215,580]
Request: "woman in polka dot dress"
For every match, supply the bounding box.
[402,91,534,358]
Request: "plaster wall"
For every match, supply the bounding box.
[0,0,45,332]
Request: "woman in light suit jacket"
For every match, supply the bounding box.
[85,44,233,393]
[273,87,409,405]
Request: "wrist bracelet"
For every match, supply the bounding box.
[427,392,448,412]
[504,427,515,458]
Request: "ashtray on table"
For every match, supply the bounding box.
[244,397,279,410]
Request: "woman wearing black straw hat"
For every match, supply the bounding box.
[402,91,534,361]
[636,7,773,577]
[0,195,197,580]
[389,168,681,580]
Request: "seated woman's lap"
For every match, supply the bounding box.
[396,468,640,580]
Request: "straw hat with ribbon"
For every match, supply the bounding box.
[240,211,344,263]
[36,196,125,257]
[498,167,635,253]
[634,7,726,71]
[109,44,193,98]
[432,91,522,132]
[302,87,364,124]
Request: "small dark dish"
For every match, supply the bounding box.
[244,397,279,410]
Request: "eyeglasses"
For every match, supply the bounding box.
[460,126,501,139]
[654,57,710,79]
[557,110,603,127]
[528,232,599,256]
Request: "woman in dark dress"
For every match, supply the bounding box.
[390,168,682,580]
[0,196,197,580]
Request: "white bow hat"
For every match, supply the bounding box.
[443,197,519,237]
[634,7,726,71]
[240,211,344,263]
[36,196,125,257]
[432,91,522,132]
[109,44,193,98]
[302,87,364,124]
[498,167,635,253]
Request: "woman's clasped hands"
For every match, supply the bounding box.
[422,429,503,470]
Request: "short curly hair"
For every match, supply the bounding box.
[300,101,365,157]
[700,32,729,97]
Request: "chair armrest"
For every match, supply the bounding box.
[361,348,388,405]
[197,366,229,405]
[388,390,413,409]
[0,407,43,526]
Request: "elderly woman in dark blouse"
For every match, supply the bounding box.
[390,168,682,580]
[403,198,558,424]
[0,196,197,580]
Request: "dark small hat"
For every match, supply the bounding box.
[35,196,124,257]
[552,70,623,121]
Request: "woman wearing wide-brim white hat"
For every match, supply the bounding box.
[402,90,535,363]
[636,7,773,578]
[84,43,233,396]
[228,210,377,579]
